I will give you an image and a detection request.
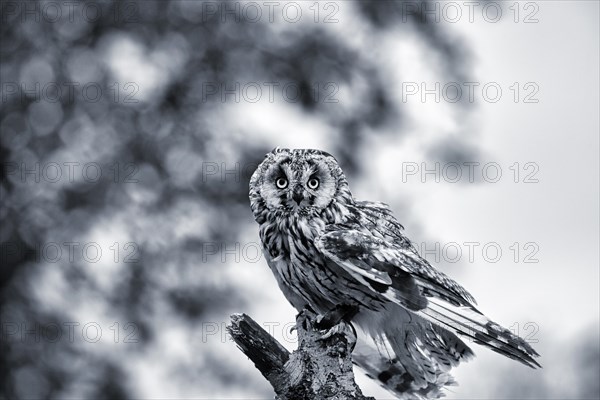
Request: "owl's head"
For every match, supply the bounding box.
[249,148,352,222]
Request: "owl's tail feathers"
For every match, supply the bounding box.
[420,298,541,369]
[353,316,472,400]
[353,339,456,400]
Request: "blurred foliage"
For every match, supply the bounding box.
[0,0,480,398]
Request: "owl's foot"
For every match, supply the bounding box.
[316,320,357,355]
[314,304,359,352]
[315,303,359,330]
[316,321,355,341]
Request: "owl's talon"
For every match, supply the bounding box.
[317,323,344,341]
[317,321,357,351]
[315,314,326,326]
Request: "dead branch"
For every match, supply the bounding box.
[227,309,374,400]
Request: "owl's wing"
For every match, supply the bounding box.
[315,229,541,368]
[354,200,415,249]
[318,228,476,308]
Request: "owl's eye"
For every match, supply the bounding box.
[276,177,288,189]
[307,178,320,190]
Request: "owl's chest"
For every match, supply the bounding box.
[260,217,336,299]
[260,215,325,259]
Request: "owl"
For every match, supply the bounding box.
[249,148,540,399]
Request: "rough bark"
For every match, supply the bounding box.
[227,309,374,400]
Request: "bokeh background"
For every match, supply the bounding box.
[1,0,598,399]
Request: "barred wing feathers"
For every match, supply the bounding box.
[315,229,541,369]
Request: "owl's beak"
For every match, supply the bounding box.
[292,186,304,206]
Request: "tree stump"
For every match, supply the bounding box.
[227,309,374,400]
